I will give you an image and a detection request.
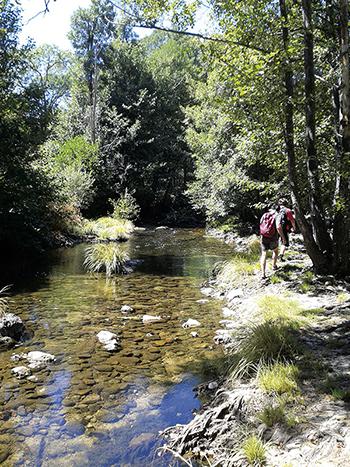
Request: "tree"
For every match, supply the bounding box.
[69,0,116,142]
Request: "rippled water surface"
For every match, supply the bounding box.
[0,228,234,466]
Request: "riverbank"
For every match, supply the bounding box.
[163,234,350,466]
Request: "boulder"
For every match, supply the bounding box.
[0,313,25,341]
[96,330,120,351]
[182,319,201,328]
[121,305,134,313]
[11,366,31,379]
[142,315,161,324]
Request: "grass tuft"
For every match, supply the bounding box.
[235,321,298,363]
[242,435,266,465]
[258,403,286,427]
[84,243,129,276]
[258,362,299,395]
[337,292,350,304]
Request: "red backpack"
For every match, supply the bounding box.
[260,211,276,238]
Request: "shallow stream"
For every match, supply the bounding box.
[0,228,233,466]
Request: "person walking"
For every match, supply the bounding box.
[276,198,296,261]
[259,205,279,279]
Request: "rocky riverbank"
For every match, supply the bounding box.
[163,235,350,466]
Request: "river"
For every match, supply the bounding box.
[0,228,233,466]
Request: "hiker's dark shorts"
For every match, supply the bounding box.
[261,236,278,251]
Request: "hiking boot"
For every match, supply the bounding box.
[279,255,285,262]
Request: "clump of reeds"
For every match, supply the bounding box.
[84,244,129,276]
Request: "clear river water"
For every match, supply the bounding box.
[0,228,234,466]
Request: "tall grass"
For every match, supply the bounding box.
[235,321,298,364]
[84,244,129,276]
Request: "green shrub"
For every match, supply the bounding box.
[84,243,129,276]
[242,436,266,465]
[258,363,299,395]
[110,192,140,221]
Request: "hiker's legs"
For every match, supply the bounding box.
[272,247,278,269]
[280,243,286,257]
[260,250,267,278]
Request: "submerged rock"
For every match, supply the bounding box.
[120,305,134,313]
[182,319,201,328]
[96,330,120,351]
[142,315,161,324]
[191,331,199,338]
[11,351,56,370]
[0,313,25,342]
[11,366,31,379]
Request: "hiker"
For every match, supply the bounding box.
[259,205,279,279]
[276,198,296,261]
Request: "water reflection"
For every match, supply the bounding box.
[0,229,233,465]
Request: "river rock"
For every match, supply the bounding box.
[182,319,201,328]
[96,330,120,351]
[27,351,56,369]
[200,287,214,297]
[155,226,168,230]
[120,305,134,313]
[0,313,25,341]
[11,366,31,379]
[208,381,218,390]
[196,299,209,304]
[191,331,199,338]
[142,315,161,324]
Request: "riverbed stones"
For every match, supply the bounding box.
[182,319,201,328]
[142,315,161,324]
[191,331,199,338]
[196,299,209,304]
[26,351,56,369]
[11,366,31,379]
[120,305,134,313]
[96,331,120,351]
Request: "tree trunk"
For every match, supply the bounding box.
[279,0,330,273]
[302,0,333,257]
[333,0,350,275]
